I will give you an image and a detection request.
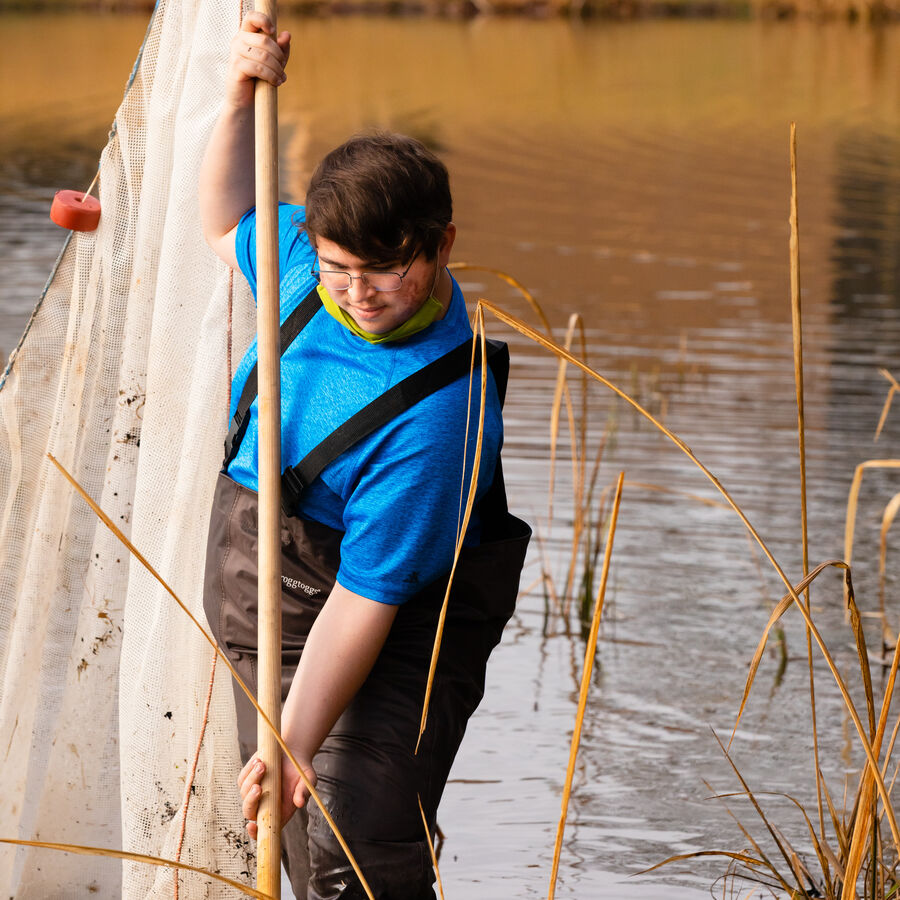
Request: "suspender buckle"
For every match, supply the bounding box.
[222,411,245,467]
[281,467,305,516]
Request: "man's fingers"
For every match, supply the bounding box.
[290,766,317,809]
[235,58,286,87]
[277,30,292,62]
[231,34,288,86]
[292,782,310,810]
[242,782,261,820]
[237,756,265,792]
[239,10,275,35]
[243,32,287,64]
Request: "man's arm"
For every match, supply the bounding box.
[198,11,291,269]
[238,582,399,837]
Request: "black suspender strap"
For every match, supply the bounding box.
[281,338,510,515]
[219,282,510,518]
[222,286,322,467]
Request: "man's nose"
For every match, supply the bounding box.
[347,274,377,303]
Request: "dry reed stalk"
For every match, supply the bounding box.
[565,319,588,609]
[551,314,589,611]
[533,526,564,614]
[449,263,553,335]
[841,563,900,899]
[844,460,900,608]
[874,369,899,443]
[452,265,601,614]
[452,262,590,611]
[549,313,583,522]
[790,123,827,856]
[451,262,593,611]
[576,436,611,609]
[417,312,488,748]
[642,849,768,880]
[474,298,900,851]
[418,795,445,900]
[706,735,814,896]
[731,545,900,899]
[878,492,900,639]
[547,471,625,900]
[0,839,275,899]
[622,480,730,510]
[732,559,848,743]
[44,453,376,900]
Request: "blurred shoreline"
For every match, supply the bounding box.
[4,0,900,22]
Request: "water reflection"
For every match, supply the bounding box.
[3,11,900,899]
[830,129,900,360]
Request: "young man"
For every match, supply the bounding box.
[199,13,529,900]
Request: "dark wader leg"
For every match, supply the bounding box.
[205,473,530,900]
[204,474,335,899]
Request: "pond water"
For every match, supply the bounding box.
[2,10,900,899]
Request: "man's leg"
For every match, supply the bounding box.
[304,597,494,900]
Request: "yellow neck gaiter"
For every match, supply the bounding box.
[317,283,445,344]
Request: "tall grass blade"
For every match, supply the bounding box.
[640,850,767,877]
[44,454,376,900]
[712,731,811,897]
[790,121,827,864]
[789,122,809,594]
[847,582,876,741]
[844,460,900,608]
[623,481,729,510]
[0,839,274,899]
[549,314,581,522]
[730,559,847,748]
[878,492,900,634]
[843,557,900,900]
[562,315,589,608]
[547,471,625,900]
[418,795,445,900]
[449,262,553,335]
[712,787,841,895]
[417,314,488,749]
[821,775,851,863]
[874,369,899,442]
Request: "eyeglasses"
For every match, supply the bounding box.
[311,249,421,293]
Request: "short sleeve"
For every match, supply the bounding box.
[333,384,503,605]
[234,203,313,298]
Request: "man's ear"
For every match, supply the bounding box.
[438,223,457,267]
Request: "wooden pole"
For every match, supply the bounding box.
[254,0,282,895]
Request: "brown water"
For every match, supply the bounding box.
[3,10,900,898]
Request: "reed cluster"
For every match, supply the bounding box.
[639,129,900,900]
[458,127,900,899]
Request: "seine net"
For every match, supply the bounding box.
[0,1,260,895]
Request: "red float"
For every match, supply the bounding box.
[50,190,101,232]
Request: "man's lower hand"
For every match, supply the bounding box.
[238,752,317,839]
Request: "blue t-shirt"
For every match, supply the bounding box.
[228,204,503,605]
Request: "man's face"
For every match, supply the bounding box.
[314,227,455,335]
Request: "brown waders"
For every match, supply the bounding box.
[203,293,530,899]
[204,474,529,899]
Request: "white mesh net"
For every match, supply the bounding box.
[0,1,259,895]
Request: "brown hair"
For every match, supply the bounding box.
[303,132,452,264]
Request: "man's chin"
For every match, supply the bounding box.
[350,309,390,332]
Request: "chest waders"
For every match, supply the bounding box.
[203,288,531,900]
